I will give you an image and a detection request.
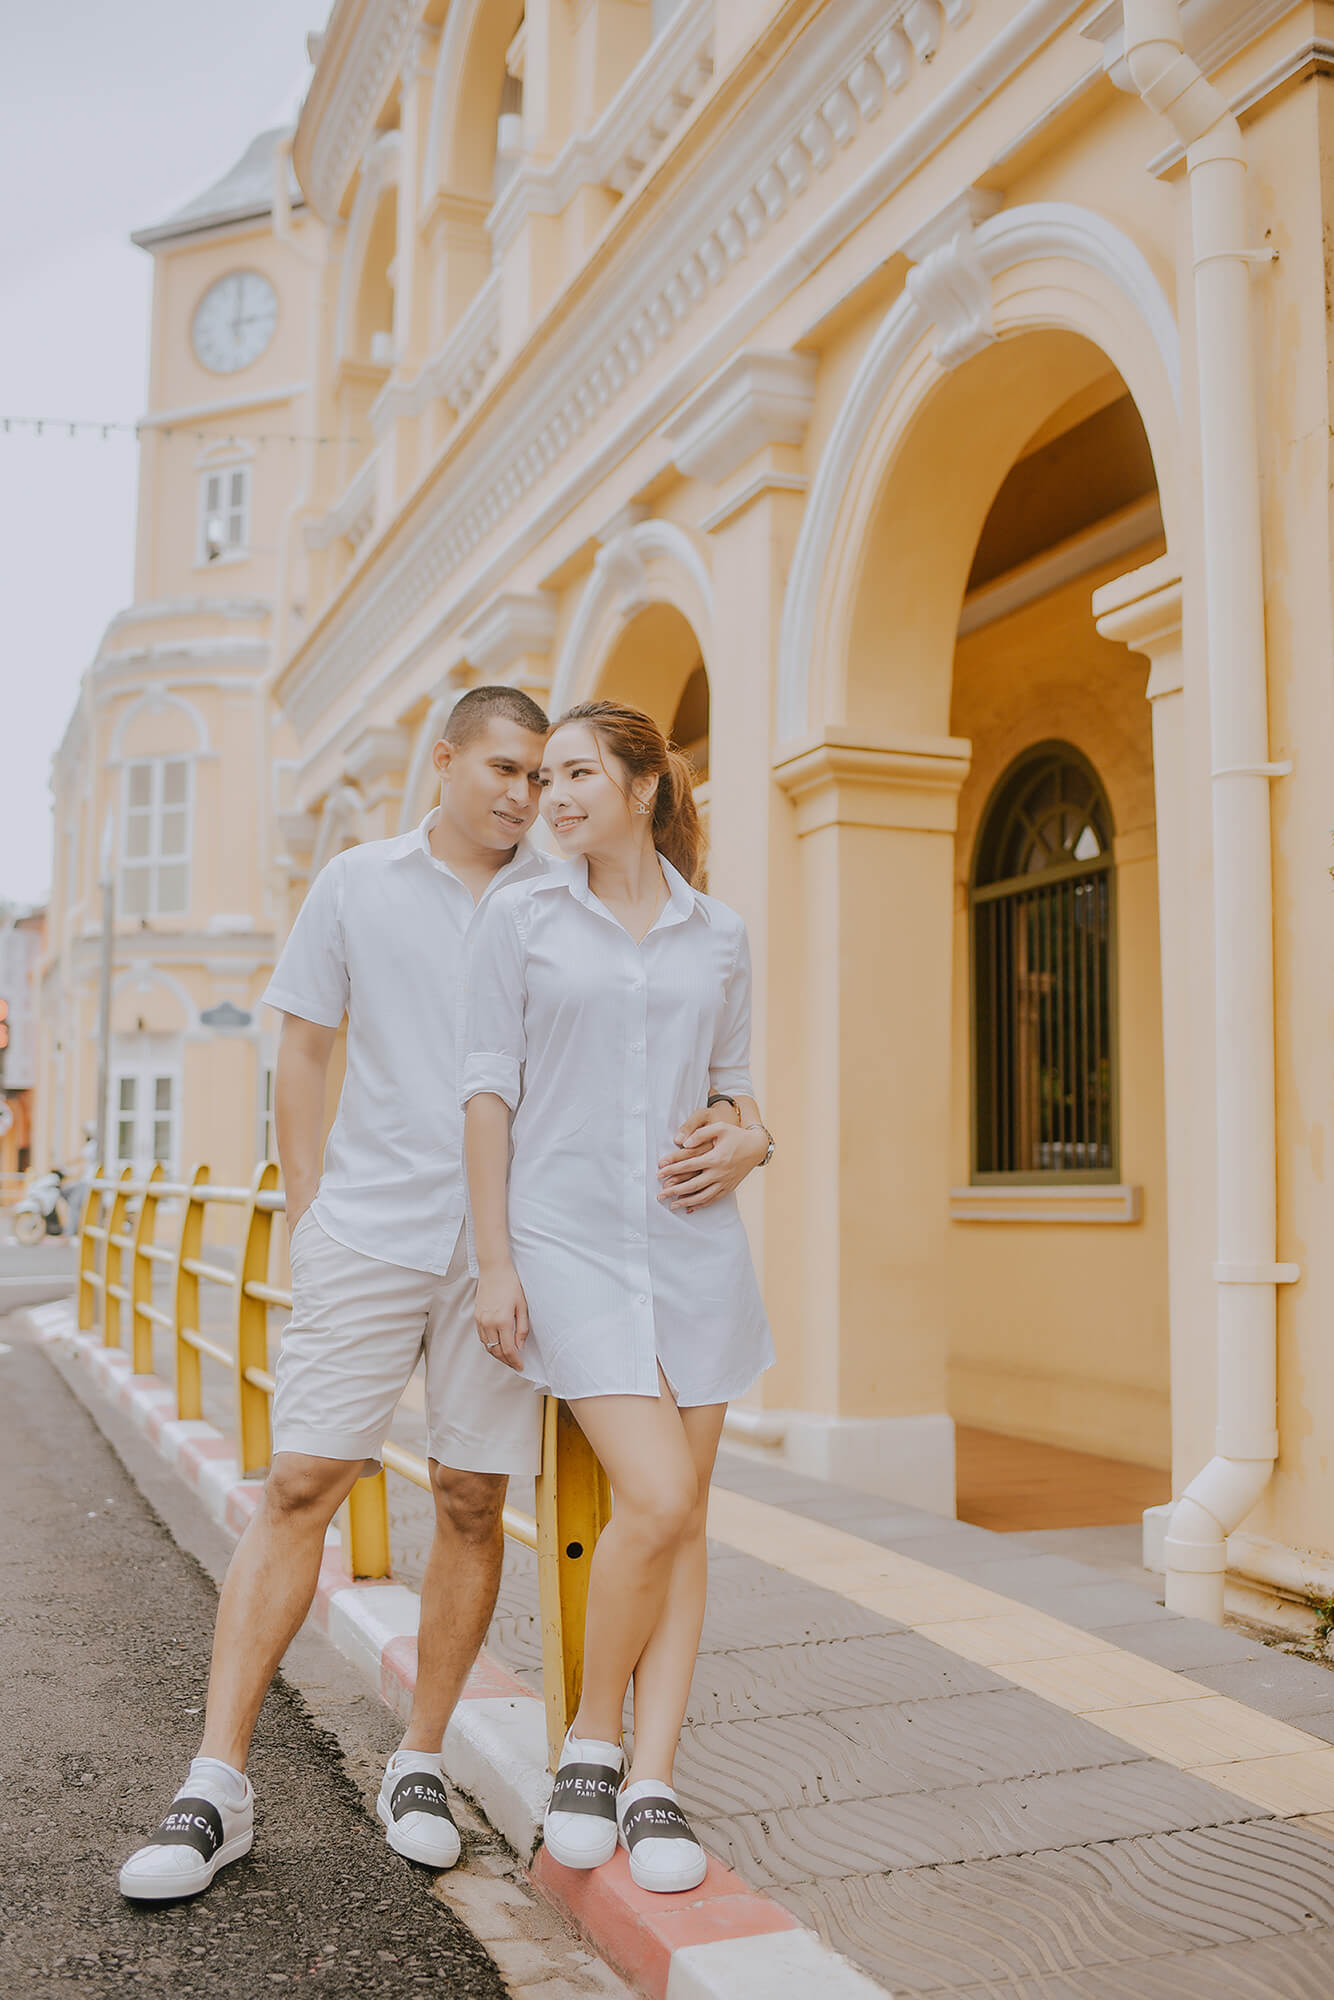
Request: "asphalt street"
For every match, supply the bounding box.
[0,1319,511,2000]
[0,1237,78,1315]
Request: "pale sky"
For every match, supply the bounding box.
[0,0,328,908]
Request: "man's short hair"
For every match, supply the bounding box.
[443,685,549,749]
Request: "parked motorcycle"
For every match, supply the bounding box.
[12,1168,72,1246]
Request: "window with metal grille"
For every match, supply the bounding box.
[971,744,1116,1181]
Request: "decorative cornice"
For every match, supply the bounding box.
[342,723,411,786]
[92,638,269,676]
[487,0,717,262]
[1092,551,1184,700]
[138,382,308,429]
[664,349,817,485]
[282,0,995,739]
[903,187,1004,370]
[102,598,272,643]
[457,593,558,679]
[773,727,971,836]
[699,470,808,534]
[299,0,419,223]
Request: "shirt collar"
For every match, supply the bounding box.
[532,852,707,930]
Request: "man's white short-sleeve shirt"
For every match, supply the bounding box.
[262,811,550,1276]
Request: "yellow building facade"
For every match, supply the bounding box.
[43,0,1334,1625]
[38,133,325,1201]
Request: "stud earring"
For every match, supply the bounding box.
[634,803,652,815]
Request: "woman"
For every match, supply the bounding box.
[460,700,774,1894]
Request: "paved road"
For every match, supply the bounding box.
[0,1238,77,1315]
[0,1322,510,2000]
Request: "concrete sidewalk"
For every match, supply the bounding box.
[43,1284,1334,1997]
[371,1344,1334,1993]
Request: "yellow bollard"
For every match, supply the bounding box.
[342,1471,391,1580]
[174,1166,209,1421]
[103,1166,133,1349]
[130,1163,163,1373]
[235,1161,278,1476]
[77,1169,104,1331]
[535,1396,613,1770]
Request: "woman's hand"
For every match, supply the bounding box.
[657,1117,769,1213]
[475,1262,530,1371]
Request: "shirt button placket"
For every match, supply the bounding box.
[627,960,654,1392]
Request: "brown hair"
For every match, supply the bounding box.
[444,684,549,748]
[558,699,704,885]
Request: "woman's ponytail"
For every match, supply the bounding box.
[560,699,706,885]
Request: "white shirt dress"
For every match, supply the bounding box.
[459,855,774,1406]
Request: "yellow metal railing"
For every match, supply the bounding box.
[77,1161,609,1765]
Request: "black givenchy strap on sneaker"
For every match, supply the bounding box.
[150,1797,225,1862]
[550,1762,621,1819]
[389,1773,456,1824]
[620,1796,697,1849]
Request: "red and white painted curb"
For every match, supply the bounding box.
[25,1301,887,1999]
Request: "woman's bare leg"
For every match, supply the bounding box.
[625,1399,725,1787]
[565,1373,699,1747]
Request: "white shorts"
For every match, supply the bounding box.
[270,1213,542,1476]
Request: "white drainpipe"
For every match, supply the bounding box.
[1120,0,1297,1621]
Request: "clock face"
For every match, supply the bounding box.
[191,270,278,374]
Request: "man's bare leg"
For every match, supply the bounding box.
[399,1465,507,1752]
[198,1451,363,1770]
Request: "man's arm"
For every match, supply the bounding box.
[464,1093,530,1372]
[273,1012,338,1237]
[656,1095,771,1212]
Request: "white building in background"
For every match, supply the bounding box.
[36,130,325,1195]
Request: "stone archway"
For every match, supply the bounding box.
[779,201,1183,745]
[549,518,713,721]
[770,203,1184,1513]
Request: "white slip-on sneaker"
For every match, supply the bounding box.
[119,1768,254,1902]
[541,1728,623,1870]
[617,1780,708,1894]
[376,1751,461,1869]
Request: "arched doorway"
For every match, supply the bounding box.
[585,599,711,868]
[776,239,1184,1518]
[946,362,1172,1528]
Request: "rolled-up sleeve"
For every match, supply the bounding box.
[460,895,527,1111]
[709,923,756,1099]
[262,858,349,1027]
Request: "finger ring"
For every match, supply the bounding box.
[485,1340,501,1350]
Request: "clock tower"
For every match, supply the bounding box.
[37,129,326,1207]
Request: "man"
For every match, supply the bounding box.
[119,686,748,1901]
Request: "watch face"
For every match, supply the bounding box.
[191,271,278,374]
